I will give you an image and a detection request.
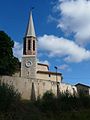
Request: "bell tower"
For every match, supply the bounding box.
[21,11,37,78]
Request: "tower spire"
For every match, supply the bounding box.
[21,10,37,78]
[26,11,36,37]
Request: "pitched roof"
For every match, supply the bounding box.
[25,11,36,37]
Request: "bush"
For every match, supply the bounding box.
[0,83,21,111]
[35,91,56,112]
[35,91,90,113]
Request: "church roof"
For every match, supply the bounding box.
[37,71,62,76]
[25,11,36,37]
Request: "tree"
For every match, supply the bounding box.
[0,31,20,75]
[0,83,21,111]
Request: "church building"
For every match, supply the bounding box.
[21,11,62,83]
[0,11,77,100]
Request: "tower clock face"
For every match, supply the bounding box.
[25,60,32,68]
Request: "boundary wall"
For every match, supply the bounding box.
[0,76,77,100]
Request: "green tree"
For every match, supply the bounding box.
[0,31,20,75]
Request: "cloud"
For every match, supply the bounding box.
[13,34,90,63]
[58,64,71,71]
[37,59,50,66]
[13,41,23,61]
[55,0,90,45]
[58,64,69,70]
[38,34,90,62]
[47,15,58,23]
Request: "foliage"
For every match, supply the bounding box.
[35,91,90,116]
[0,31,20,75]
[0,87,90,120]
[37,91,56,112]
[0,83,21,111]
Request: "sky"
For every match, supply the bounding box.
[0,0,90,85]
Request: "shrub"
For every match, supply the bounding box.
[36,91,56,112]
[0,83,21,111]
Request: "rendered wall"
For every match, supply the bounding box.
[37,73,61,82]
[37,64,48,71]
[50,74,61,82]
[37,73,50,81]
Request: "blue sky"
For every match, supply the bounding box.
[0,0,90,85]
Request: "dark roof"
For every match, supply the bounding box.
[37,70,62,76]
[75,83,90,88]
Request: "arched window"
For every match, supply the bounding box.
[28,40,31,50]
[33,40,35,51]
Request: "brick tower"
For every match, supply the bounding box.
[21,11,37,78]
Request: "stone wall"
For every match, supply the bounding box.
[21,55,37,78]
[0,76,77,100]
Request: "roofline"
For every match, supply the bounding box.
[75,83,90,88]
[38,63,49,69]
[38,63,48,66]
[37,70,62,75]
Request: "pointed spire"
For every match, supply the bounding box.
[26,11,36,37]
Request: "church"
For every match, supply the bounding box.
[0,11,77,100]
[21,11,62,83]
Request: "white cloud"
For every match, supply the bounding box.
[13,41,23,61]
[47,15,58,23]
[55,0,90,45]
[58,64,69,70]
[13,34,90,63]
[37,59,50,66]
[38,34,90,62]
